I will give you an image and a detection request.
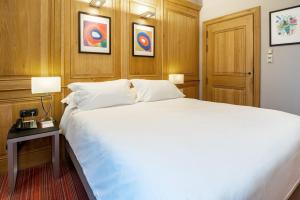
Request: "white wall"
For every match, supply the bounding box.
[200,0,300,115]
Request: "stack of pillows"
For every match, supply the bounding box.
[62,79,185,110]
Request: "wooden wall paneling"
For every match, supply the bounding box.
[63,0,121,86]
[124,0,162,80]
[163,0,200,82]
[0,0,201,173]
[120,0,130,78]
[0,0,49,78]
[0,98,54,173]
[0,0,63,174]
[137,0,157,6]
[178,81,199,99]
[0,104,13,173]
[168,0,201,11]
[53,0,64,121]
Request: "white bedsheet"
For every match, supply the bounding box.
[60,98,300,200]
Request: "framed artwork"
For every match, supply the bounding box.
[270,5,300,46]
[78,12,111,54]
[132,23,155,57]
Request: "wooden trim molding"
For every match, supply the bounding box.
[202,6,261,107]
[168,0,202,11]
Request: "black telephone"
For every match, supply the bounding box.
[15,108,38,131]
[15,118,38,130]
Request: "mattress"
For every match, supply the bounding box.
[60,98,300,200]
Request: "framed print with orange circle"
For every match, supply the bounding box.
[79,12,111,54]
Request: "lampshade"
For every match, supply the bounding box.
[31,77,61,94]
[169,74,184,85]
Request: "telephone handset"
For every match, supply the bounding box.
[15,118,38,130]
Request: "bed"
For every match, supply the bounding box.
[60,98,300,200]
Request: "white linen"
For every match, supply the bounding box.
[65,79,135,110]
[73,87,135,111]
[131,79,185,102]
[61,92,75,104]
[68,79,130,92]
[60,98,300,200]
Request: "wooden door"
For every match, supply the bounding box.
[203,7,261,106]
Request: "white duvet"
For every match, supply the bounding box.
[60,98,300,200]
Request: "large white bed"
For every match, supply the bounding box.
[61,98,300,200]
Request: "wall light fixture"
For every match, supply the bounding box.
[140,11,156,19]
[89,0,106,8]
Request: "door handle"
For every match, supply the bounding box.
[247,72,252,75]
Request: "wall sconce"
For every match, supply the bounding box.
[89,0,106,8]
[169,74,184,85]
[140,11,156,19]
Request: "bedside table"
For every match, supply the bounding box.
[7,123,60,194]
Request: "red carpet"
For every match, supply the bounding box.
[0,162,89,200]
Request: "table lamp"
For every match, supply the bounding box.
[31,77,61,125]
[169,74,184,85]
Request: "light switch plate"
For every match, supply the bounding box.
[267,54,273,64]
[268,49,273,54]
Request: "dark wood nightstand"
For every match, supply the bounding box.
[7,123,60,194]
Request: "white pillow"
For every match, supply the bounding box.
[73,83,135,110]
[131,79,185,102]
[68,79,130,92]
[130,87,137,100]
[61,92,75,105]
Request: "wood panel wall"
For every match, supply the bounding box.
[163,0,200,82]
[63,0,121,85]
[0,0,201,173]
[0,0,62,173]
[124,0,162,80]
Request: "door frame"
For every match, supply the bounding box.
[202,7,261,107]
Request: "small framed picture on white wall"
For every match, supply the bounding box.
[270,5,300,46]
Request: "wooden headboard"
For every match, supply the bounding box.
[0,0,201,173]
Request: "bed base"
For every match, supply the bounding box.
[287,179,300,200]
[65,140,96,200]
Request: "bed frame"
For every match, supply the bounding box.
[65,139,96,200]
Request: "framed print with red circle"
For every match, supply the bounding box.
[79,12,111,54]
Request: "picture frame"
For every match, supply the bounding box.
[78,12,111,54]
[270,5,300,46]
[132,23,155,57]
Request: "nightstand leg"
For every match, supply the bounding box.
[8,142,17,194]
[52,134,60,178]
